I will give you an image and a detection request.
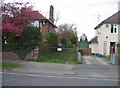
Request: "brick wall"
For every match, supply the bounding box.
[41,21,55,38]
[2,51,20,59]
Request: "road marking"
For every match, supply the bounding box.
[2,72,118,82]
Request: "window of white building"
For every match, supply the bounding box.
[110,24,117,33]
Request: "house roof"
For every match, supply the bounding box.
[89,36,98,44]
[30,11,46,20]
[94,11,120,29]
[30,11,57,28]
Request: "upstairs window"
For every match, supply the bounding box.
[111,25,114,33]
[110,24,117,33]
[114,25,117,33]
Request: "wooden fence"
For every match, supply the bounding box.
[81,48,91,55]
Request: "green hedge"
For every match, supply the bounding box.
[2,26,40,59]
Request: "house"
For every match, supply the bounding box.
[89,11,120,56]
[41,5,57,38]
[89,36,98,54]
[30,5,57,39]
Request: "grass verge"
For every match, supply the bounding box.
[105,58,110,62]
[32,48,82,64]
[102,56,110,62]
[1,62,21,70]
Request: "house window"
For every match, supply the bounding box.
[111,25,114,33]
[110,24,117,33]
[114,25,117,33]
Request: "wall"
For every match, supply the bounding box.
[2,52,20,59]
[41,21,55,39]
[41,22,49,37]
[89,43,98,54]
[118,25,120,42]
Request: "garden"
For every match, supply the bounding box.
[2,1,80,66]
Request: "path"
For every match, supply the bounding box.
[83,55,109,65]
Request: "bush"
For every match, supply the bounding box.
[117,43,120,54]
[66,39,72,48]
[2,26,40,59]
[45,32,58,46]
[2,36,18,51]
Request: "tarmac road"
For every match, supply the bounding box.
[2,55,119,86]
[2,72,118,86]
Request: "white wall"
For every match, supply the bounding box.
[89,43,98,54]
[118,25,120,42]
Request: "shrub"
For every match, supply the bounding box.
[117,43,120,54]
[2,26,40,59]
[45,32,58,46]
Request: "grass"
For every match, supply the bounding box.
[102,55,110,62]
[105,58,110,62]
[1,62,21,70]
[32,48,82,64]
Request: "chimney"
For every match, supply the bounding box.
[49,5,54,23]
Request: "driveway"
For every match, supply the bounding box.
[73,55,118,78]
[83,55,110,65]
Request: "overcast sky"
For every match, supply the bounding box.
[6,0,119,40]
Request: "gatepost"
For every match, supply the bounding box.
[110,46,116,65]
[33,46,39,59]
[77,49,83,62]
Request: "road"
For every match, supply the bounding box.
[2,55,119,86]
[2,72,118,86]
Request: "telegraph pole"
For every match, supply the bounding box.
[97,12,101,23]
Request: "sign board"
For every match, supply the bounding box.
[57,48,62,51]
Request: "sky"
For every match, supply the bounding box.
[5,0,119,41]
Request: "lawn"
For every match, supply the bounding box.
[32,48,82,64]
[1,62,21,70]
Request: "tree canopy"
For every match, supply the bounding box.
[57,24,78,47]
[45,32,58,46]
[2,1,34,35]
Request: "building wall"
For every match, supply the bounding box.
[48,23,55,33]
[89,43,98,54]
[41,22,48,37]
[118,25,120,42]
[41,21,55,39]
[96,24,118,56]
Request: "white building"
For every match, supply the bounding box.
[89,11,120,56]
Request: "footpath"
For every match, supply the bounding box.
[3,55,118,79]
